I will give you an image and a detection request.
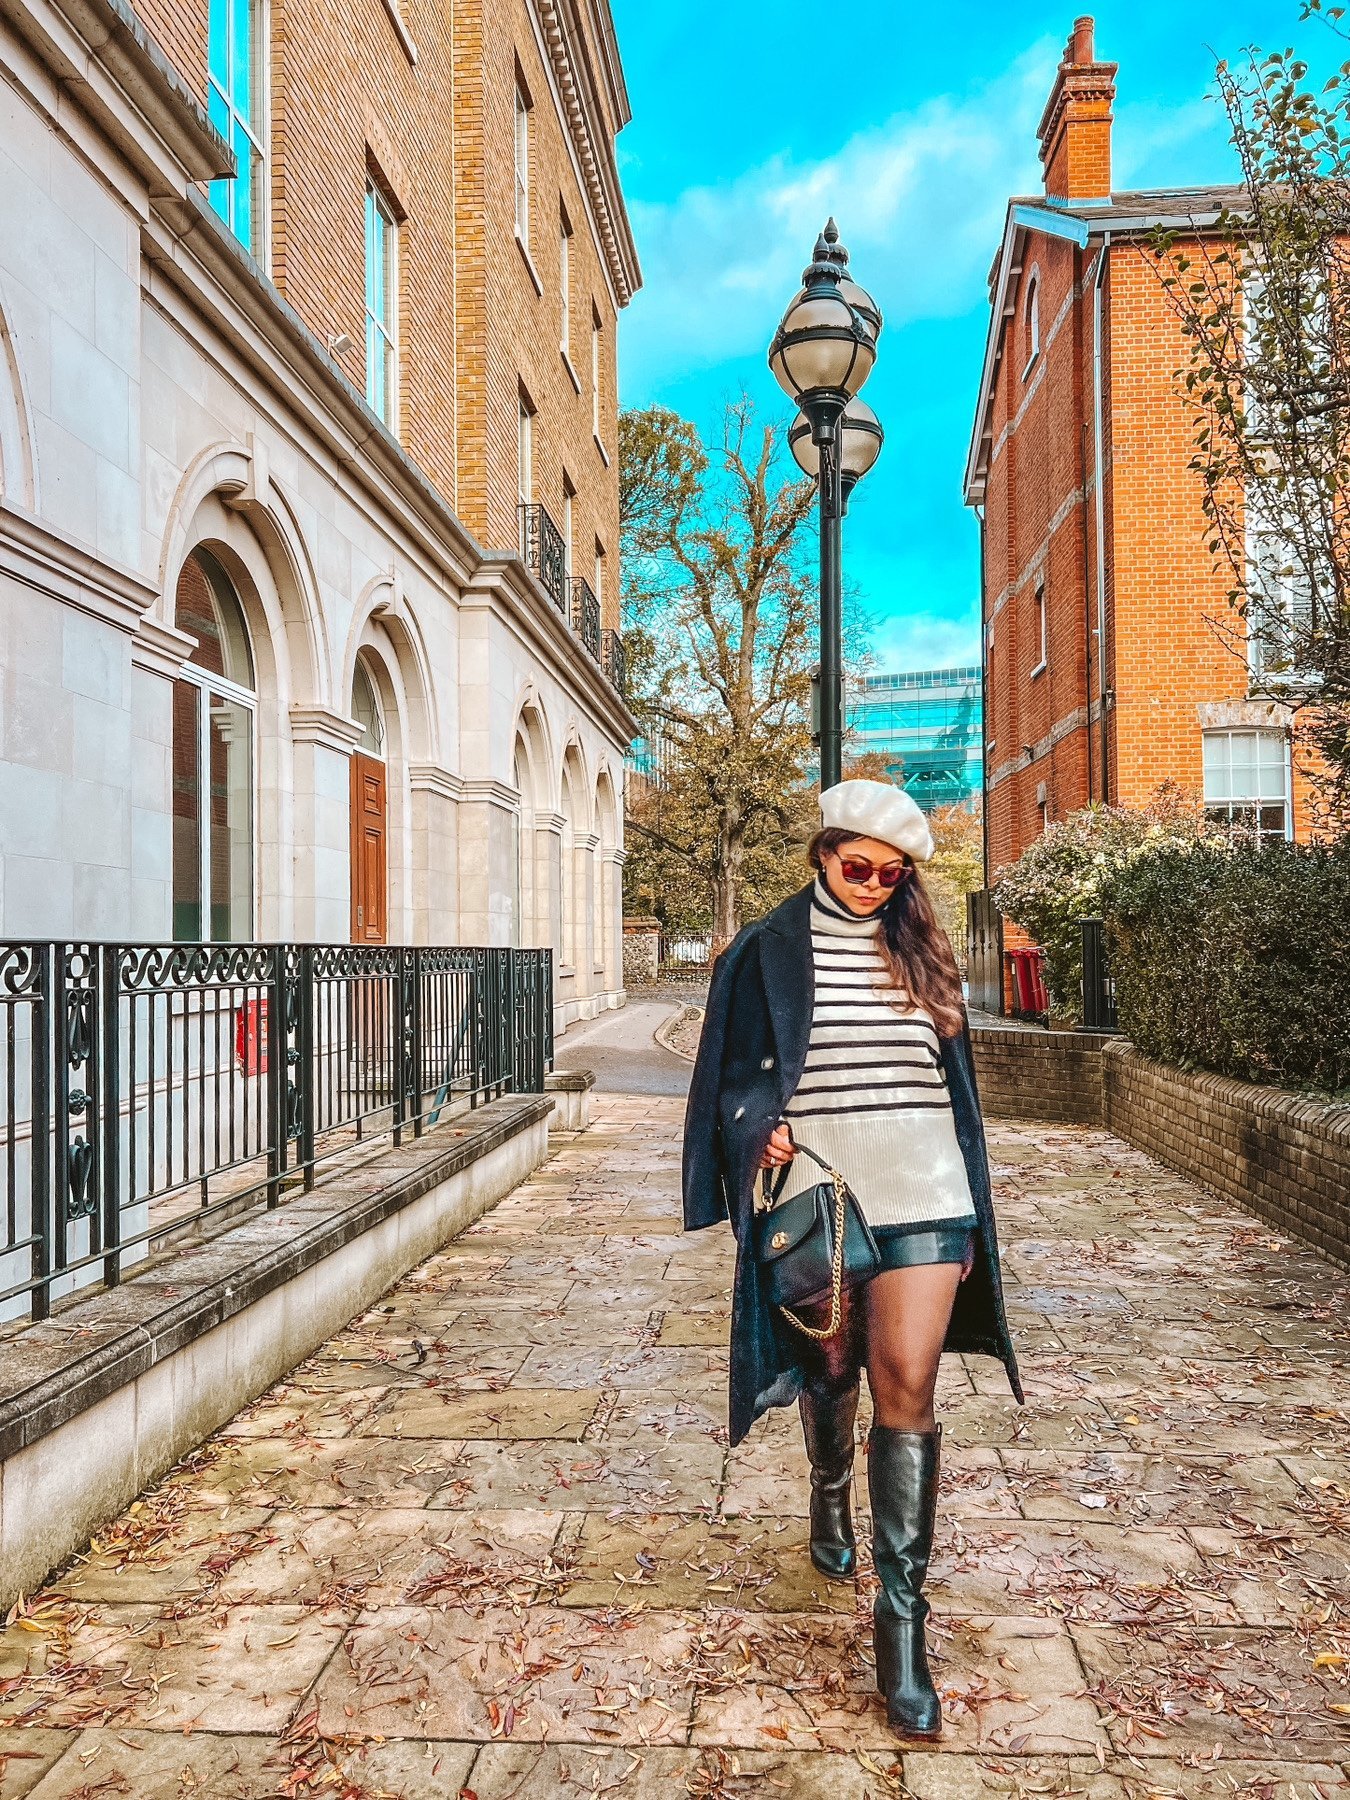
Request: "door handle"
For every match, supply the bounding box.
[357,905,364,927]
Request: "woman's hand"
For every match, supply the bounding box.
[758,1124,796,1170]
[959,1240,976,1282]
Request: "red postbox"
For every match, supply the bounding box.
[235,997,270,1075]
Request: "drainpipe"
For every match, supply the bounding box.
[978,504,990,890]
[1091,234,1111,800]
[1076,245,1095,806]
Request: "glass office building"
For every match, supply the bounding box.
[847,665,982,811]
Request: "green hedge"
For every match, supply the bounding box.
[1103,841,1350,1095]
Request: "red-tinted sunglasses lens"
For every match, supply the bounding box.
[839,857,909,888]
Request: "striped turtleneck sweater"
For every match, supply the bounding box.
[773,877,977,1231]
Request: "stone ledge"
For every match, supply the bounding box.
[0,1095,552,1602]
[0,1095,550,1464]
[545,1068,596,1092]
[545,1068,594,1130]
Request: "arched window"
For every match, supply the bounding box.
[512,742,528,949]
[172,549,256,941]
[1023,274,1041,374]
[352,656,386,757]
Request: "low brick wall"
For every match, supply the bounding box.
[1103,1042,1350,1270]
[970,1025,1110,1124]
[969,1023,1350,1270]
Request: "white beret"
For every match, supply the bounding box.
[819,778,934,862]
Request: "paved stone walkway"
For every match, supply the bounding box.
[3,1098,1350,1798]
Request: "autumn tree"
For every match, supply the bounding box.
[620,399,869,952]
[1152,21,1350,827]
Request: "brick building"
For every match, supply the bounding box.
[0,0,638,1027]
[964,16,1316,878]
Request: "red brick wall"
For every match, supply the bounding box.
[129,0,625,609]
[982,230,1321,880]
[983,230,1096,876]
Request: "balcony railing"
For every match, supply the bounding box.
[602,628,627,699]
[0,942,553,1323]
[518,503,568,612]
[570,576,601,659]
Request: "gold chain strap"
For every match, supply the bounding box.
[778,1170,849,1342]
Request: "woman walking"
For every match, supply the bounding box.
[682,779,1022,1738]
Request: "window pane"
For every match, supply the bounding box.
[208,694,253,940]
[208,0,229,88]
[352,660,385,755]
[172,680,202,941]
[1227,734,1259,798]
[1203,735,1231,802]
[175,550,254,687]
[1258,803,1287,841]
[366,317,385,420]
[232,0,253,126]
[233,121,255,256]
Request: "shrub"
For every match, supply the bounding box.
[993,789,1215,1023]
[1104,838,1350,1095]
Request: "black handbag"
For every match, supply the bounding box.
[753,1138,881,1341]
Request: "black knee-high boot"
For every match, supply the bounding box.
[870,1424,942,1737]
[799,1381,859,1580]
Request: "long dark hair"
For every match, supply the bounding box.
[807,827,965,1038]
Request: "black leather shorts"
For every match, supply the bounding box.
[872,1222,977,1271]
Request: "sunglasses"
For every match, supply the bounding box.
[834,852,912,889]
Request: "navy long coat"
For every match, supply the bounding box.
[681,882,1024,1446]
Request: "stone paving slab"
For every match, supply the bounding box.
[2,1099,1349,1797]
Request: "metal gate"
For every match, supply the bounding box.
[966,889,1004,1017]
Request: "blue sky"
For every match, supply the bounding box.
[609,2,1314,673]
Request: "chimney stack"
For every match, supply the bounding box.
[1037,16,1117,204]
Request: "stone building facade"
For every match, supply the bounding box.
[964,16,1318,877]
[0,0,638,1028]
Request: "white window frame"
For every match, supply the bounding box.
[594,542,605,611]
[1245,517,1321,689]
[985,621,996,752]
[364,179,399,430]
[514,86,531,246]
[1022,273,1040,377]
[517,391,534,549]
[559,211,572,360]
[175,668,258,944]
[562,481,574,581]
[207,0,269,264]
[1030,582,1047,678]
[1202,727,1292,843]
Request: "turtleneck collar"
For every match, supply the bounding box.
[812,874,884,937]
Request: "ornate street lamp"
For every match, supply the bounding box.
[769,219,884,791]
[788,397,884,510]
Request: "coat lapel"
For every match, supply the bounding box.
[758,885,815,1094]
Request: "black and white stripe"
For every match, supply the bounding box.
[772,878,977,1230]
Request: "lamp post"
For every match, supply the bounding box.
[769,219,883,792]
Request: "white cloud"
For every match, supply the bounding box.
[867,609,981,676]
[622,37,1059,392]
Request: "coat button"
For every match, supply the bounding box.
[733,1106,746,1120]
[761,1056,775,1070]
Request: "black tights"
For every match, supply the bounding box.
[797,1262,964,1432]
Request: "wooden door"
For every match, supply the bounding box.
[350,752,388,943]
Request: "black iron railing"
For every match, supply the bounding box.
[1080,917,1118,1032]
[0,942,552,1323]
[570,576,601,659]
[518,503,567,611]
[601,628,627,698]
